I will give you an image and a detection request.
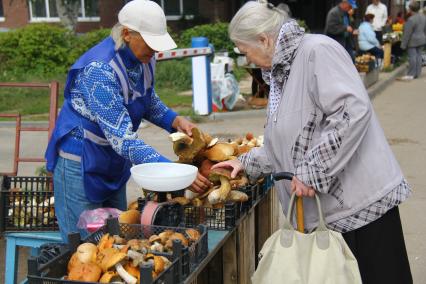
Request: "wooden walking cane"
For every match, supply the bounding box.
[273,172,305,233]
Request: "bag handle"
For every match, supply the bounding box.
[279,190,330,250]
[273,172,304,232]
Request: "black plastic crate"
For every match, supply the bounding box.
[27,218,207,284]
[182,202,241,230]
[0,176,58,234]
[27,243,181,284]
[85,218,208,275]
[239,183,260,212]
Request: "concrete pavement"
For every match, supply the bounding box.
[0,68,425,282]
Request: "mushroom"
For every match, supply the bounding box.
[150,242,164,252]
[208,169,232,204]
[113,235,126,245]
[124,263,140,283]
[68,262,102,282]
[207,137,218,148]
[184,189,199,200]
[145,253,165,275]
[165,232,189,249]
[148,235,161,244]
[99,271,119,283]
[68,252,83,273]
[127,249,145,267]
[171,196,190,206]
[230,175,249,189]
[126,239,148,251]
[227,190,249,202]
[204,143,236,161]
[169,128,206,162]
[158,230,174,244]
[99,248,136,284]
[98,234,114,251]
[76,243,98,264]
[191,198,203,207]
[127,200,139,210]
[119,209,141,224]
[199,159,215,178]
[185,228,200,243]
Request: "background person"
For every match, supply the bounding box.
[366,0,388,44]
[324,0,356,60]
[399,1,426,81]
[358,14,384,60]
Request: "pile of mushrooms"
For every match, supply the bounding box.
[168,128,265,207]
[66,228,201,283]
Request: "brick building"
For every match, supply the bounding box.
[0,0,242,32]
[0,0,412,34]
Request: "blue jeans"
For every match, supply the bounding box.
[53,156,127,242]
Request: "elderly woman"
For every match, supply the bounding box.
[213,1,412,283]
[45,0,211,242]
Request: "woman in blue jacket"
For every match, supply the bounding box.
[45,0,211,242]
[358,14,384,60]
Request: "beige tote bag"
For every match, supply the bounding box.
[252,193,362,284]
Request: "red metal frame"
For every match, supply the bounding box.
[0,82,59,176]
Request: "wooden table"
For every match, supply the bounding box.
[185,187,283,284]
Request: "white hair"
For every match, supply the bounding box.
[111,23,125,50]
[229,1,289,46]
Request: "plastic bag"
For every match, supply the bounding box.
[211,61,240,110]
[77,208,122,232]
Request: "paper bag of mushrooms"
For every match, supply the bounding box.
[66,228,200,283]
[168,128,263,208]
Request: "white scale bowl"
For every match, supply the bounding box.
[130,163,198,192]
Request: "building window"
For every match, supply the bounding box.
[0,0,5,21]
[153,0,196,20]
[28,0,99,22]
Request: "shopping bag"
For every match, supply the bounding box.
[252,193,362,284]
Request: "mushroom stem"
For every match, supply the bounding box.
[115,263,137,284]
[127,250,145,266]
[218,175,231,202]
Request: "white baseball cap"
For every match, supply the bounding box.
[118,0,177,52]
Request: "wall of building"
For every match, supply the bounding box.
[0,0,29,29]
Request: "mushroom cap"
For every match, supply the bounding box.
[185,228,201,243]
[208,168,232,182]
[68,262,102,282]
[127,200,139,210]
[145,254,165,274]
[99,271,118,283]
[172,128,206,162]
[205,143,236,162]
[76,243,98,264]
[118,209,141,224]
[68,252,83,273]
[124,263,140,280]
[158,230,174,244]
[98,233,114,251]
[199,159,215,178]
[104,251,127,271]
[148,234,161,244]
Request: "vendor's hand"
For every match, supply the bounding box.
[291,177,315,198]
[172,116,196,136]
[346,26,353,33]
[190,172,212,193]
[211,159,244,179]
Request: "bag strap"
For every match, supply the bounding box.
[281,192,330,249]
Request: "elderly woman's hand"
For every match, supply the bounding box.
[172,116,196,136]
[291,177,315,197]
[211,159,244,178]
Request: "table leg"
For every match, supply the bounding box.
[5,236,19,284]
